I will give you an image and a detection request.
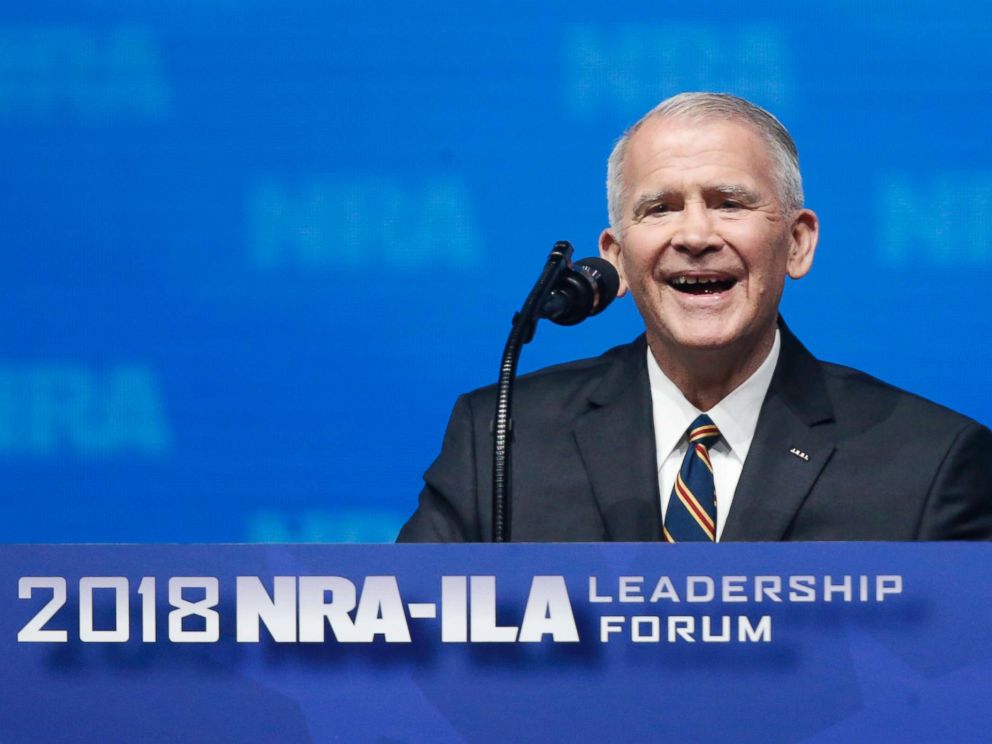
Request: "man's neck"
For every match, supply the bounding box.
[647,325,778,411]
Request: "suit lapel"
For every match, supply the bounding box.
[722,322,837,541]
[573,337,663,541]
[571,323,836,542]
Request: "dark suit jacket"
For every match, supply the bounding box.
[397,322,992,542]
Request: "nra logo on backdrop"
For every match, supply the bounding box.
[0,364,169,457]
[0,26,169,121]
[248,176,483,271]
[878,173,992,267]
[563,24,792,118]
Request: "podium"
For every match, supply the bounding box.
[4,543,990,742]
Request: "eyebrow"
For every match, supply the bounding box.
[708,184,762,204]
[630,184,763,220]
[630,190,679,219]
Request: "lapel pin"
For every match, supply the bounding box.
[789,447,810,461]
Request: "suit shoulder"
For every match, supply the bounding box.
[463,337,643,411]
[818,359,985,434]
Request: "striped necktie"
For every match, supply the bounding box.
[663,415,721,542]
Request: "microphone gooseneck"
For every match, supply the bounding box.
[491,243,620,543]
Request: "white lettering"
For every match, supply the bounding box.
[236,576,297,642]
[701,615,731,643]
[877,575,903,601]
[600,616,625,642]
[618,576,644,603]
[353,577,410,642]
[79,577,129,643]
[632,616,660,642]
[168,577,219,643]
[470,576,517,642]
[649,576,680,603]
[754,576,782,602]
[739,616,772,642]
[668,616,695,642]
[788,576,817,602]
[588,576,612,603]
[721,576,748,603]
[687,577,714,603]
[17,577,68,642]
[518,576,578,643]
[824,576,853,602]
[441,576,468,642]
[298,577,358,642]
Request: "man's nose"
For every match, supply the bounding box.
[671,202,720,254]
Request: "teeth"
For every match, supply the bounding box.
[674,276,721,284]
[671,275,735,286]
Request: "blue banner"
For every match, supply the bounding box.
[5,543,991,742]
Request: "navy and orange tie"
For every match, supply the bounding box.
[663,415,720,542]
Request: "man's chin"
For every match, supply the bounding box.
[648,318,757,357]
[648,311,779,361]
[673,334,739,352]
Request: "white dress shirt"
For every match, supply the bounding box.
[647,329,780,541]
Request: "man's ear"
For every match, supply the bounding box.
[786,208,819,279]
[598,228,629,297]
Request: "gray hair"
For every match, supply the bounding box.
[606,92,804,230]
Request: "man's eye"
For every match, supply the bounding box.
[720,200,741,210]
[647,203,670,214]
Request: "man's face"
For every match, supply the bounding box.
[600,115,817,356]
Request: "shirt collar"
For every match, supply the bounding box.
[646,329,781,464]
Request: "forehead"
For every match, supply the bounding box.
[623,115,777,197]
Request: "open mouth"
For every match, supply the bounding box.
[667,275,738,295]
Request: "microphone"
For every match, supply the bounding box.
[540,257,620,326]
[491,243,619,542]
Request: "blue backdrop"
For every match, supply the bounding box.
[2,1,990,541]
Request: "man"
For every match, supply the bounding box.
[398,92,992,542]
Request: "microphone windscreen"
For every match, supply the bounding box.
[574,257,620,315]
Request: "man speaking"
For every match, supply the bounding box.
[398,92,992,542]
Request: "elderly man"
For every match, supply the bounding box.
[398,92,992,542]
